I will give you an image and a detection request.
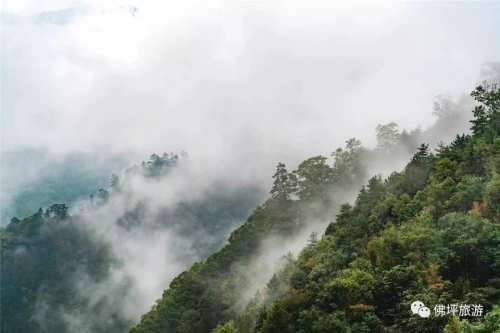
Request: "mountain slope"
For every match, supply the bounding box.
[131,83,500,333]
[0,153,265,333]
[2,65,498,333]
[217,86,500,332]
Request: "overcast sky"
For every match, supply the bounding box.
[2,0,500,183]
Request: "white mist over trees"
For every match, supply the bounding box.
[1,1,500,333]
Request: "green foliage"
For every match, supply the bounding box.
[444,315,463,333]
[164,81,500,333]
[375,122,400,153]
[256,302,293,333]
[1,211,127,333]
[4,74,500,333]
[403,143,434,196]
[1,152,264,333]
[298,308,350,333]
[270,162,292,203]
[450,176,485,212]
[44,203,69,219]
[212,320,239,333]
[321,268,375,309]
[291,156,335,204]
[331,138,370,191]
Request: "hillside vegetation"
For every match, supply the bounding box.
[1,64,499,333]
[0,154,264,333]
[130,82,500,332]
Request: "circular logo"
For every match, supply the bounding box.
[418,306,431,318]
[411,301,425,314]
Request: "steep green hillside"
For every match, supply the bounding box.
[0,154,264,333]
[131,84,500,333]
[2,65,498,333]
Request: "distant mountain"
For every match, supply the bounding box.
[0,149,130,225]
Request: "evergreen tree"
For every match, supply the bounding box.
[110,173,120,188]
[97,189,109,203]
[471,83,500,140]
[470,104,489,137]
[403,143,433,196]
[254,306,267,332]
[270,163,291,203]
[44,204,68,219]
[170,151,179,163]
[257,302,293,333]
[265,274,279,300]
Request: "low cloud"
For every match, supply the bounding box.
[2,1,500,332]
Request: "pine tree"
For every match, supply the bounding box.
[470,83,500,138]
[403,143,432,196]
[451,134,469,150]
[254,306,267,332]
[44,204,68,219]
[470,105,489,137]
[266,274,280,300]
[258,302,293,333]
[412,143,430,163]
[110,173,120,188]
[270,163,291,203]
[98,189,109,203]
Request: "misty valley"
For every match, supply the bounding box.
[2,2,500,333]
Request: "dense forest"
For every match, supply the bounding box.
[1,152,264,333]
[1,63,500,333]
[130,68,500,333]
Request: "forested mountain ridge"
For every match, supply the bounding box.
[0,150,130,226]
[1,64,499,333]
[0,152,265,333]
[130,83,500,332]
[235,84,500,333]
